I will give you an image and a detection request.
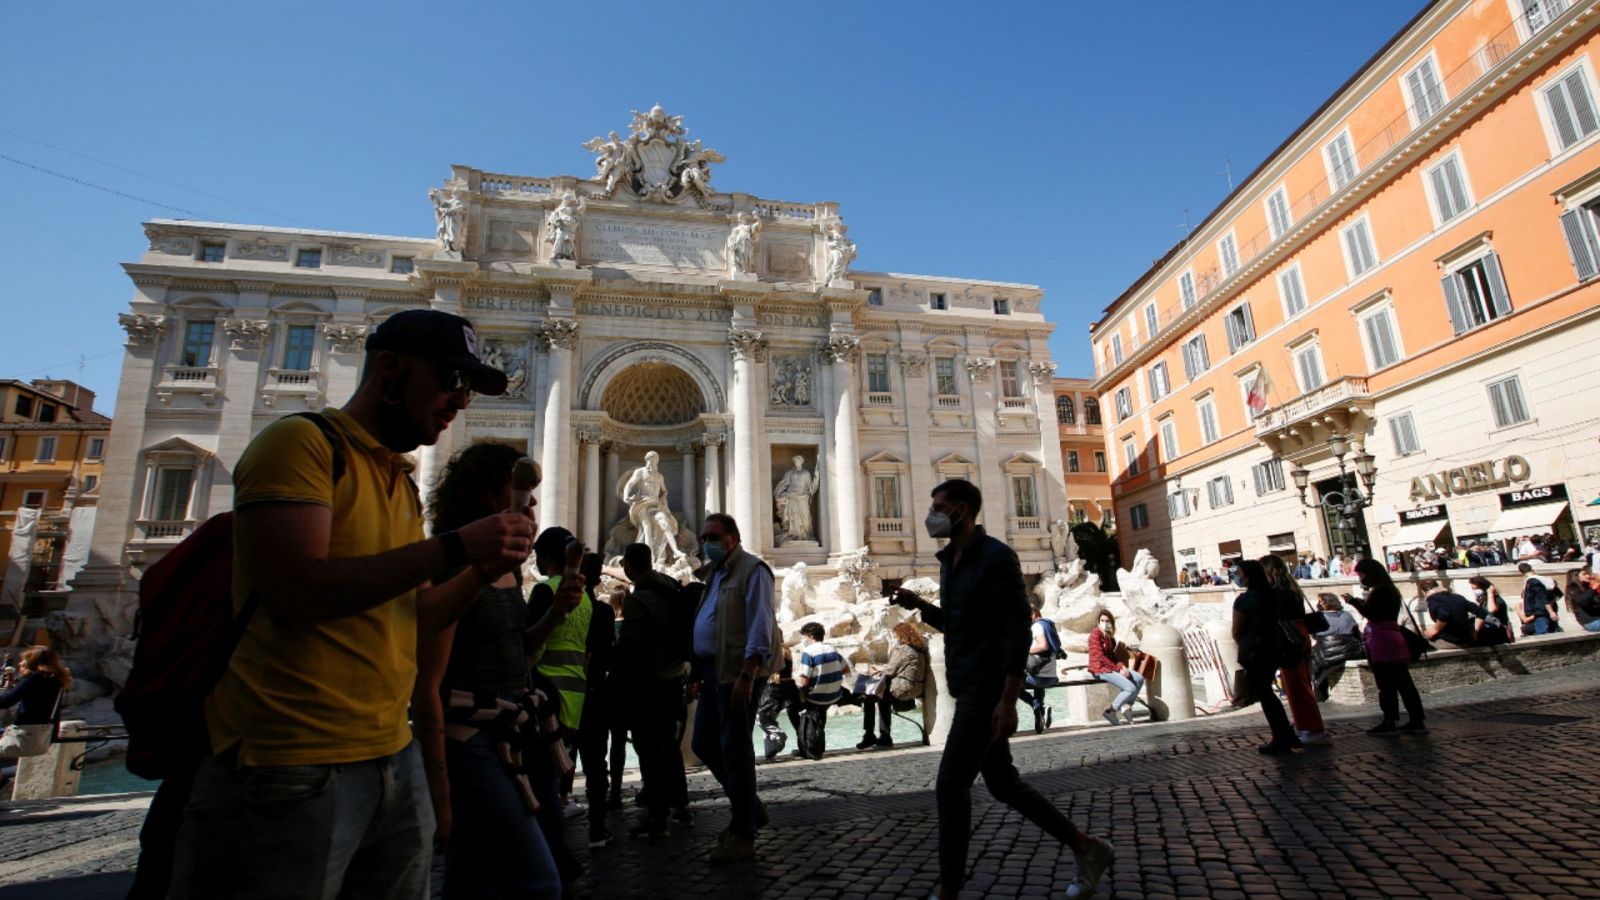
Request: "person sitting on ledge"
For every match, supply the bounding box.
[1086,611,1144,727]
[1566,569,1600,633]
[857,621,927,750]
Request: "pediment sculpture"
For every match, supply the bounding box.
[583,105,726,204]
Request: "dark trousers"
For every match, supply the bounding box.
[126,763,196,899]
[577,688,611,836]
[1370,661,1425,724]
[936,694,1082,891]
[632,675,689,822]
[756,680,801,735]
[1245,663,1297,745]
[442,733,561,899]
[859,695,894,739]
[691,667,761,840]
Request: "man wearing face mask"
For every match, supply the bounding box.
[690,513,778,866]
[892,479,1113,900]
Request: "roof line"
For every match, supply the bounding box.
[146,218,434,244]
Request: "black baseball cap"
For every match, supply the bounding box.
[365,309,509,396]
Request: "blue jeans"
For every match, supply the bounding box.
[170,742,433,899]
[1095,669,1145,710]
[692,666,761,839]
[1584,619,1600,633]
[443,732,561,899]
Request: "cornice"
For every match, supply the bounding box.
[1092,1,1600,394]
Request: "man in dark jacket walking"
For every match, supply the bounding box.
[893,479,1112,899]
[617,543,692,838]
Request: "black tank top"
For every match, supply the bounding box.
[442,585,532,696]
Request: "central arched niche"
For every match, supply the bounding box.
[601,361,704,425]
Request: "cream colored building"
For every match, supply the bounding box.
[67,107,1068,646]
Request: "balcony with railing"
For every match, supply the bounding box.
[134,519,196,542]
[262,368,323,408]
[866,515,914,551]
[155,365,221,405]
[1254,376,1373,436]
[999,396,1030,411]
[1009,516,1043,533]
[935,395,961,409]
[864,391,895,407]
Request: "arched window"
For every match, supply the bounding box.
[1083,396,1102,425]
[1055,395,1076,424]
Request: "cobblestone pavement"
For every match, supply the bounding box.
[5,663,1600,899]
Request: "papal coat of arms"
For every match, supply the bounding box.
[583,104,725,204]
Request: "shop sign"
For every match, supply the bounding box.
[1408,455,1531,501]
[1399,505,1449,524]
[1499,483,1569,509]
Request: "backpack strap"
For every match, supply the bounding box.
[286,412,347,483]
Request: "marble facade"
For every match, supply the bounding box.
[63,107,1066,663]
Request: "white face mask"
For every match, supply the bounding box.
[925,510,953,538]
[1098,621,1113,634]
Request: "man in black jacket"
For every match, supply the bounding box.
[892,479,1112,900]
[617,543,691,838]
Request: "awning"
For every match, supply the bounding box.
[1486,502,1570,541]
[1385,518,1449,554]
[1267,538,1297,552]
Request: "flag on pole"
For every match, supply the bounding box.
[1246,367,1273,413]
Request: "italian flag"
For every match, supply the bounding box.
[1246,368,1272,413]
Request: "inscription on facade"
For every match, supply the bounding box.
[1408,454,1531,501]
[464,296,544,313]
[577,300,731,322]
[757,312,824,328]
[582,217,724,270]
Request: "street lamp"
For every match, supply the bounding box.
[1291,432,1377,551]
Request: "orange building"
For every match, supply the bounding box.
[0,379,110,627]
[1090,0,1600,584]
[1053,377,1114,530]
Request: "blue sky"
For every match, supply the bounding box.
[0,1,1424,415]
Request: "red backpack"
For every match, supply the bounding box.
[115,413,345,780]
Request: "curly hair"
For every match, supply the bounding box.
[892,621,925,650]
[19,646,71,691]
[427,441,525,534]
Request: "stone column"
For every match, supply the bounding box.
[728,329,767,541]
[211,305,271,516]
[536,319,579,531]
[966,356,1006,530]
[703,433,724,519]
[678,440,698,528]
[822,334,863,552]
[1029,361,1066,526]
[900,350,937,557]
[602,443,620,541]
[580,429,602,550]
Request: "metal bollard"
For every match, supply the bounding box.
[1142,625,1194,722]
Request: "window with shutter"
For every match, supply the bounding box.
[1525,0,1569,34]
[1446,254,1513,333]
[1406,58,1445,121]
[1343,219,1377,277]
[1363,308,1401,369]
[1123,439,1140,476]
[1560,208,1600,280]
[1487,376,1531,428]
[1327,133,1358,189]
[1389,412,1421,456]
[1428,155,1471,222]
[1067,450,1080,472]
[1544,68,1599,150]
[1266,188,1292,238]
[1179,272,1197,309]
[1115,388,1132,421]
[1149,362,1169,400]
[1219,234,1239,277]
[1295,344,1325,391]
[1131,504,1149,530]
[1145,303,1159,338]
[1279,266,1307,317]
[1159,418,1178,461]
[1111,335,1123,365]
[1198,398,1220,444]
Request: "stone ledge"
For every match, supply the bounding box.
[1329,631,1600,705]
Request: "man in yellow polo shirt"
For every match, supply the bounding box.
[171,310,578,899]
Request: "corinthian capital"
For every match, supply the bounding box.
[899,353,928,376]
[728,328,768,362]
[702,432,727,448]
[322,322,369,355]
[964,356,997,380]
[818,334,861,366]
[118,313,166,347]
[221,318,271,351]
[1028,360,1058,380]
[537,319,580,351]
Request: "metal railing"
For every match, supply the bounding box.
[1253,375,1372,434]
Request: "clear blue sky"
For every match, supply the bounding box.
[0,1,1425,415]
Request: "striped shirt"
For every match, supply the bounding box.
[797,641,849,706]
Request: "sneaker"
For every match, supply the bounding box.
[1101,708,1120,727]
[673,806,696,828]
[1399,721,1428,735]
[789,748,805,758]
[1044,708,1053,729]
[563,798,585,819]
[708,834,756,866]
[628,818,668,840]
[1120,708,1134,725]
[856,736,877,750]
[1298,730,1333,745]
[1034,708,1047,734]
[1258,741,1295,756]
[1367,720,1399,736]
[1065,836,1114,898]
[587,829,612,849]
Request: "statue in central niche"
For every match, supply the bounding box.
[621,451,688,565]
[773,454,820,545]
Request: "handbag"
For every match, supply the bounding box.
[0,723,55,757]
[1303,611,1330,634]
[1401,627,1434,663]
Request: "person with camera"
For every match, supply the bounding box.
[856,622,927,750]
[1346,559,1426,736]
[891,479,1112,900]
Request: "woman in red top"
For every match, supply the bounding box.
[1086,612,1143,726]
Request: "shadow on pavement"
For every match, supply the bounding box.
[0,871,132,900]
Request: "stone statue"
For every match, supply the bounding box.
[769,356,813,408]
[773,455,820,544]
[679,139,725,199]
[778,562,812,625]
[1034,558,1103,627]
[621,451,688,565]
[1117,549,1188,635]
[1048,518,1071,564]
[582,131,631,194]
[822,218,857,284]
[431,189,465,254]
[546,191,584,262]
[725,212,761,276]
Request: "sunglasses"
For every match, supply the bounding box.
[432,363,470,395]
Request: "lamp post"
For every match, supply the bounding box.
[1290,433,1377,554]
